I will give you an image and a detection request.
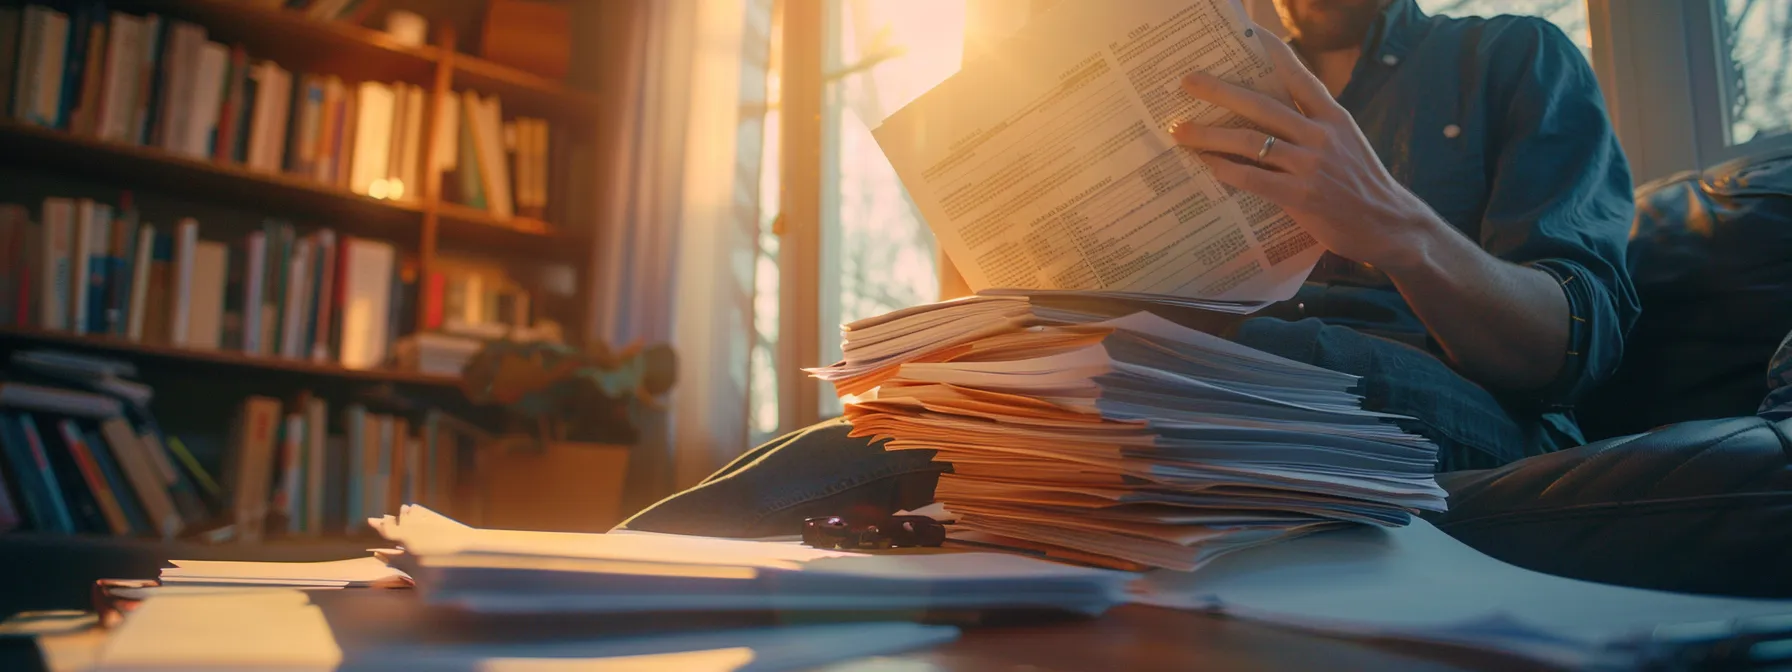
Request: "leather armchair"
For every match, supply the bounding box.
[1436,150,1792,597]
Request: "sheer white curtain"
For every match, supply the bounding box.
[594,0,775,503]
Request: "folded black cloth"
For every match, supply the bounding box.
[1427,415,1792,598]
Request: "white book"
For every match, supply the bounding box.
[68,200,93,335]
[38,198,74,331]
[11,7,45,121]
[474,94,514,218]
[184,41,229,159]
[384,82,407,198]
[433,87,458,174]
[185,241,229,349]
[280,238,313,359]
[30,8,69,127]
[397,84,424,202]
[247,62,292,173]
[348,81,396,196]
[96,12,139,141]
[125,224,154,340]
[168,218,198,345]
[337,238,394,370]
[156,22,205,153]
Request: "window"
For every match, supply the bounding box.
[1415,0,1592,63]
[748,6,786,444]
[816,0,963,416]
[749,0,966,440]
[1717,0,1792,145]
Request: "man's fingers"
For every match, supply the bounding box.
[1252,23,1344,120]
[1180,72,1320,145]
[1170,123,1313,173]
[1199,153,1302,203]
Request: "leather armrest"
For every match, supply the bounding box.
[1429,416,1792,597]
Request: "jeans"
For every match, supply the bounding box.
[620,316,1536,538]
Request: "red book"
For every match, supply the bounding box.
[212,45,251,162]
[424,271,444,330]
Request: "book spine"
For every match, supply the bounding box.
[57,419,130,535]
[99,416,182,538]
[133,15,165,145]
[81,420,151,534]
[106,198,135,336]
[0,413,75,532]
[168,218,197,346]
[82,201,111,335]
[125,224,153,340]
[304,397,326,536]
[39,198,72,331]
[342,404,364,534]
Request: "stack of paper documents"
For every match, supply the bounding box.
[810,293,1445,571]
[367,504,1133,615]
[159,556,411,588]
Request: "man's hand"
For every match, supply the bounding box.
[1168,25,1574,393]
[1169,28,1440,273]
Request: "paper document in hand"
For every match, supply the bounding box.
[874,0,1320,306]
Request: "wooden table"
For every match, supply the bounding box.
[24,599,1537,672]
[862,605,1537,672]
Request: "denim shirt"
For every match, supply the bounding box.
[1284,0,1640,422]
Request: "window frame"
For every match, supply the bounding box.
[1683,0,1792,165]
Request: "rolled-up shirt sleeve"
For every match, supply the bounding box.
[1476,20,1640,409]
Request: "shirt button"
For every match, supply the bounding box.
[1381,54,1400,66]
[1443,124,1462,139]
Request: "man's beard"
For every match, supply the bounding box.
[1276,0,1387,52]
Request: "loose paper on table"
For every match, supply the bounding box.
[873,0,1321,305]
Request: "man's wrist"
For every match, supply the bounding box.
[1372,203,1457,279]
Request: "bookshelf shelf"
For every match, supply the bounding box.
[0,119,424,230]
[0,327,463,388]
[114,0,442,85]
[436,202,588,259]
[452,56,603,119]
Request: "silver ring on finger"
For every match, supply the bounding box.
[1257,134,1278,162]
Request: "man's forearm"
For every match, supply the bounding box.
[1380,212,1571,392]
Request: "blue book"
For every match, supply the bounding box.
[54,0,101,130]
[136,16,171,145]
[342,404,364,534]
[83,203,112,335]
[0,413,75,533]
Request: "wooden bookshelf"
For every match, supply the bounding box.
[0,326,463,388]
[0,0,610,357]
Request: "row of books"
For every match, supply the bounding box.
[0,197,408,370]
[225,392,488,542]
[0,350,216,537]
[1,3,571,222]
[0,349,491,540]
